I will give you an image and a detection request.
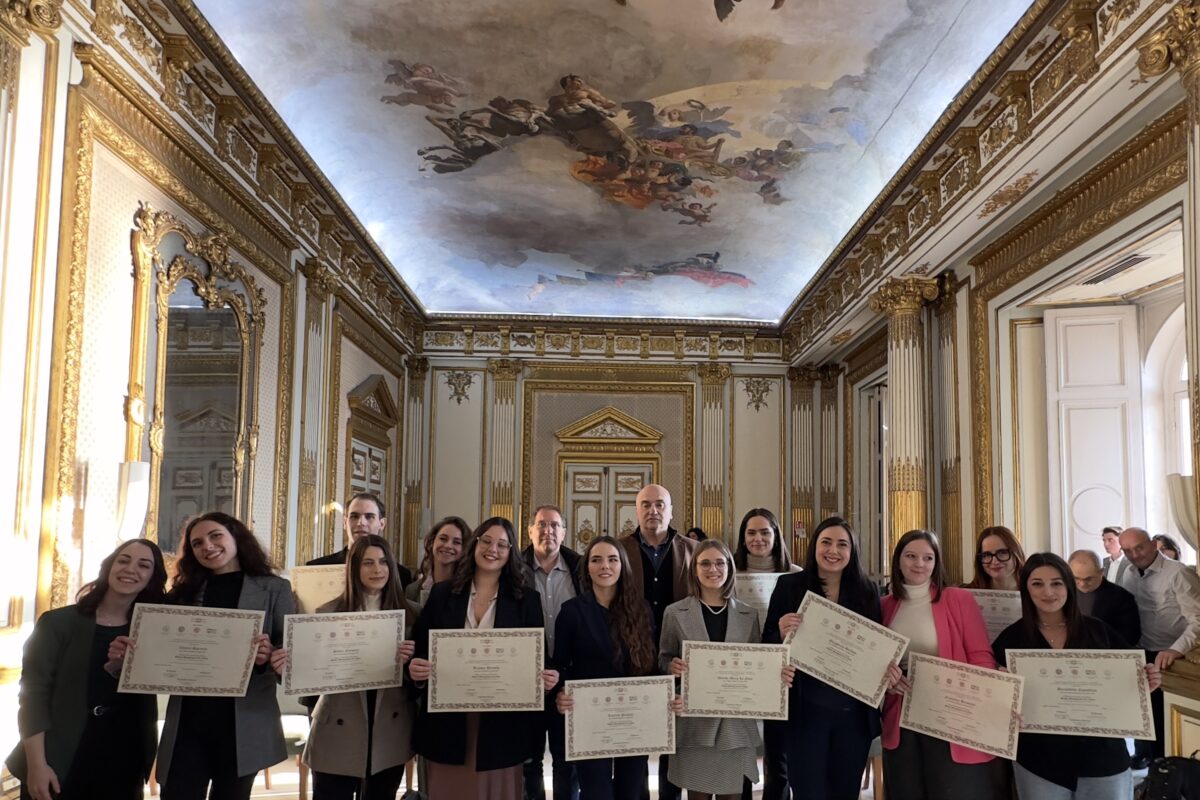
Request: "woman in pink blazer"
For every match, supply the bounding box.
[881,529,1011,800]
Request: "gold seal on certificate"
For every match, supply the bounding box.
[681,641,787,720]
[734,573,784,615]
[289,565,346,613]
[282,610,405,696]
[965,589,1022,642]
[119,604,264,697]
[428,628,544,712]
[1006,649,1154,739]
[901,653,1024,760]
[565,675,676,761]
[784,592,908,706]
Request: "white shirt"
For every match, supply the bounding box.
[1124,553,1200,653]
[1105,554,1127,584]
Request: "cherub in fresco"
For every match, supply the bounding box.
[382,60,466,112]
[623,99,741,142]
[668,201,717,226]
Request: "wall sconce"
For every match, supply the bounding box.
[116,461,151,541]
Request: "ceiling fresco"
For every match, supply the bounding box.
[193,0,1034,322]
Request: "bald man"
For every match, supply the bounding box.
[1068,549,1140,646]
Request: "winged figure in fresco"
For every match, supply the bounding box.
[611,0,786,22]
[382,60,465,112]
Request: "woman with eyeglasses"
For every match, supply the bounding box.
[660,539,794,799]
[408,517,558,799]
[993,553,1161,800]
[406,516,469,608]
[964,526,1026,591]
[762,516,887,800]
[882,529,1010,800]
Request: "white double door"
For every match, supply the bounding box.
[562,463,654,550]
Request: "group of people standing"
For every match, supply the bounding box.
[6,486,1188,800]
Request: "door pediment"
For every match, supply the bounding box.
[555,406,663,453]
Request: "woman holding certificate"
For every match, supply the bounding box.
[761,516,884,800]
[7,539,167,800]
[965,526,1027,591]
[992,552,1161,800]
[408,517,555,799]
[552,535,660,800]
[110,512,295,800]
[272,535,418,800]
[407,516,469,608]
[882,529,1010,800]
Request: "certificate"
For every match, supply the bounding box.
[1006,649,1153,739]
[784,592,908,706]
[966,589,1022,642]
[565,675,675,761]
[901,653,1024,760]
[428,628,544,712]
[681,641,787,720]
[289,565,345,613]
[282,610,405,696]
[119,604,263,697]
[735,573,784,615]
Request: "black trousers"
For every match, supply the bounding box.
[313,763,406,800]
[160,713,256,800]
[784,704,871,800]
[761,719,790,800]
[576,756,646,800]
[523,707,579,800]
[25,708,146,800]
[881,729,1010,800]
[1135,651,1166,762]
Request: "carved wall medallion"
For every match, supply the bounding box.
[444,370,475,405]
[740,377,773,411]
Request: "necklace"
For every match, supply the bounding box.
[1036,621,1066,628]
[701,601,728,615]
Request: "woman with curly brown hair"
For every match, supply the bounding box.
[553,535,661,800]
[965,525,1027,591]
[406,515,469,608]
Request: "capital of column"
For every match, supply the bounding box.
[487,357,523,382]
[405,356,430,383]
[868,276,940,318]
[1137,1,1200,115]
[1,0,62,45]
[817,363,843,384]
[697,362,731,385]
[787,364,820,387]
[300,258,339,303]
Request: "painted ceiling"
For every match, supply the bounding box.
[193,0,1034,322]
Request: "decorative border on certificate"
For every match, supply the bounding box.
[565,675,676,760]
[680,641,787,720]
[428,628,544,712]
[282,610,405,695]
[965,588,1022,641]
[785,592,908,706]
[120,604,263,696]
[289,565,346,613]
[734,573,784,614]
[1006,648,1153,739]
[901,653,1024,760]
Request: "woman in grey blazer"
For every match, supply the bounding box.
[659,539,795,799]
[112,512,293,800]
[273,535,418,799]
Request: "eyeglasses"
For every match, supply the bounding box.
[980,548,1013,564]
[533,522,562,531]
[697,559,728,571]
[478,537,512,552]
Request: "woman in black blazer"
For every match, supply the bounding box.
[408,517,557,800]
[7,539,166,800]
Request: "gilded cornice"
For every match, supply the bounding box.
[845,328,889,386]
[0,0,63,45]
[1137,0,1200,114]
[524,361,694,384]
[869,277,939,317]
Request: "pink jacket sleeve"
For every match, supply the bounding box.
[943,587,997,669]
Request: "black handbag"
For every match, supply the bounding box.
[1137,755,1200,800]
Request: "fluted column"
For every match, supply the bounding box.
[935,272,963,585]
[870,277,939,554]
[698,363,731,539]
[487,359,522,525]
[297,259,337,564]
[402,356,429,565]
[818,364,843,522]
[788,366,819,564]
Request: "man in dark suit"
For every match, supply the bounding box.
[307,492,413,587]
[1069,549,1141,646]
[521,504,582,800]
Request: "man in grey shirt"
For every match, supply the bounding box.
[521,505,581,800]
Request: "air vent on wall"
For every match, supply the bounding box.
[1081,254,1151,285]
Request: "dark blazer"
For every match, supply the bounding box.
[308,547,413,587]
[157,573,295,780]
[520,544,583,597]
[6,606,157,785]
[1088,578,1141,647]
[412,579,544,771]
[552,594,642,683]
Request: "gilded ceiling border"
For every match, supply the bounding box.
[965,102,1186,533]
[520,378,695,533]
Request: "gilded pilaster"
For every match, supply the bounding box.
[698,362,731,539]
[817,364,842,523]
[402,356,429,565]
[487,358,522,524]
[788,366,819,561]
[869,276,939,555]
[935,271,963,585]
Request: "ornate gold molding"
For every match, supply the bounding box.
[0,0,63,45]
[324,312,343,555]
[487,358,523,382]
[698,362,731,385]
[870,276,939,316]
[300,258,339,304]
[272,278,295,567]
[1137,1,1200,117]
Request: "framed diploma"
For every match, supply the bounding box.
[289,565,345,613]
[784,592,908,706]
[901,653,1024,760]
[734,573,784,615]
[282,610,405,696]
[681,641,787,720]
[965,589,1022,642]
[119,604,263,697]
[565,675,676,761]
[1006,649,1154,739]
[428,628,544,712]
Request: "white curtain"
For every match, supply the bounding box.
[1167,473,1198,551]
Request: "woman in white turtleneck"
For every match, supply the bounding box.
[272,535,418,800]
[881,530,1010,800]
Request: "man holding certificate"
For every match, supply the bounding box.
[993,552,1161,800]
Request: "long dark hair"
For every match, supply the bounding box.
[76,539,168,616]
[1018,552,1085,645]
[889,529,949,602]
[451,517,526,598]
[418,516,470,582]
[965,526,1027,589]
[169,512,276,603]
[734,507,793,572]
[340,535,414,616]
[805,516,875,609]
[579,536,656,676]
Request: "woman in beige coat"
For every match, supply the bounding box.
[272,535,418,800]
